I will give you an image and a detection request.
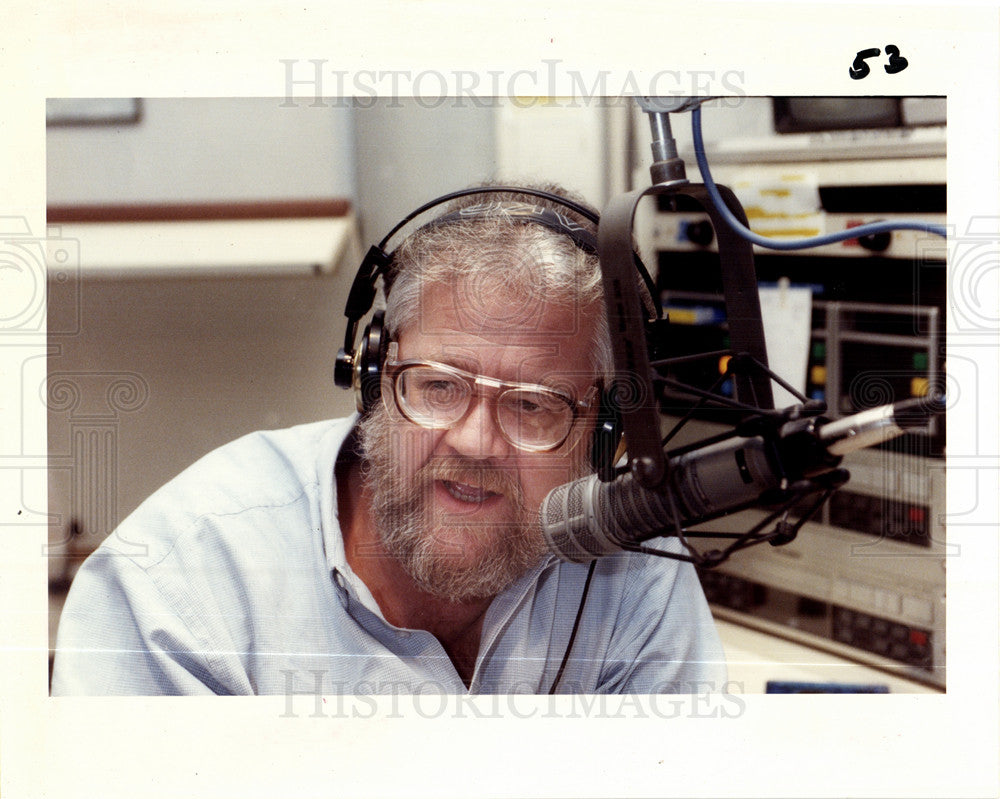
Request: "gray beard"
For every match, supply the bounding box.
[356,405,550,603]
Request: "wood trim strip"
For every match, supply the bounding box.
[48,199,352,223]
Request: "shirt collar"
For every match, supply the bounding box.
[318,413,361,580]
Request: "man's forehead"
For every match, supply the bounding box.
[413,277,595,340]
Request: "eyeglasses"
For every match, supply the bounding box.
[383,353,596,453]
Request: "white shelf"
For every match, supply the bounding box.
[46,214,360,278]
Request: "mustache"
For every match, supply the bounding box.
[416,458,523,502]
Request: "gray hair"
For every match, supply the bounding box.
[382,185,615,384]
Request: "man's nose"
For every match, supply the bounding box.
[441,394,510,460]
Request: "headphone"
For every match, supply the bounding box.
[333,185,659,480]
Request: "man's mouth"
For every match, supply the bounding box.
[441,479,501,505]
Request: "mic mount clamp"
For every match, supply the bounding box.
[637,96,713,187]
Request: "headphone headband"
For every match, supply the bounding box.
[425,202,597,254]
[377,185,599,251]
[337,187,605,380]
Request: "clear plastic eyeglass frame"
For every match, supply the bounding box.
[382,343,597,453]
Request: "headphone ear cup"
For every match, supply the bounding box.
[354,310,388,415]
[354,311,389,415]
[590,389,623,482]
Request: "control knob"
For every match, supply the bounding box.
[683,219,715,247]
[857,229,892,253]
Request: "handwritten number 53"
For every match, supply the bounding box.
[849,45,908,79]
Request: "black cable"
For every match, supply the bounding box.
[548,559,598,694]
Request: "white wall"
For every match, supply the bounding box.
[352,97,498,244]
[47,97,356,205]
[351,97,620,243]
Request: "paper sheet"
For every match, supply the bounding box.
[758,278,813,409]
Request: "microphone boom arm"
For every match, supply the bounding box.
[598,182,774,491]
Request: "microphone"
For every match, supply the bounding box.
[541,398,942,562]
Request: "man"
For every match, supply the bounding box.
[51,186,725,695]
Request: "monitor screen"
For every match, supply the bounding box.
[773,97,902,133]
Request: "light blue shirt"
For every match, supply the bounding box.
[51,417,726,695]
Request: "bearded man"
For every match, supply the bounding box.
[51,187,725,695]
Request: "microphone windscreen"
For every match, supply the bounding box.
[541,475,618,562]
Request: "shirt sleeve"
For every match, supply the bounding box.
[51,548,229,696]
